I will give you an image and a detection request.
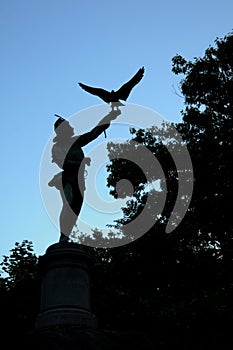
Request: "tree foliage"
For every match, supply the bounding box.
[0,240,39,289]
[106,31,233,258]
[172,32,233,255]
[95,32,233,343]
[0,240,40,338]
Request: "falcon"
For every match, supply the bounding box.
[78,67,145,109]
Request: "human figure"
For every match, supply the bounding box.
[48,109,121,242]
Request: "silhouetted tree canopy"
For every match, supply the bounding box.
[0,240,40,343]
[96,31,233,342]
[106,31,233,259]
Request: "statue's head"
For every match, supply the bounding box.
[54,116,74,138]
[54,116,66,130]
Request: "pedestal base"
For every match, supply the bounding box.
[36,307,97,328]
[35,242,97,329]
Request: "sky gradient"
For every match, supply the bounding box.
[0,0,232,259]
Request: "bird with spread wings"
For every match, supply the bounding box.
[78,67,145,110]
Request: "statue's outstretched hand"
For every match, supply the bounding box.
[107,108,121,121]
[98,108,122,137]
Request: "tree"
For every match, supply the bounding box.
[106,31,233,257]
[0,240,40,337]
[98,31,233,343]
[172,32,233,256]
[0,240,39,289]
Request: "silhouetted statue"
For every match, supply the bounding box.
[78,67,145,110]
[48,109,121,242]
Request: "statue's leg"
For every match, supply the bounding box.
[59,232,69,242]
[59,204,77,242]
[59,182,76,242]
[58,177,85,242]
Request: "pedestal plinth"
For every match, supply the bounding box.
[35,242,97,329]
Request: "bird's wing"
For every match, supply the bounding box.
[115,67,145,101]
[78,83,111,103]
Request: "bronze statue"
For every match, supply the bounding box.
[48,109,121,242]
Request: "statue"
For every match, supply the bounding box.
[48,109,121,242]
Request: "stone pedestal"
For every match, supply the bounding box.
[35,242,97,329]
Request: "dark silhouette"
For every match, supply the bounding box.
[48,109,121,242]
[78,67,145,110]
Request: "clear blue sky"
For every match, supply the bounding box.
[0,0,232,259]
